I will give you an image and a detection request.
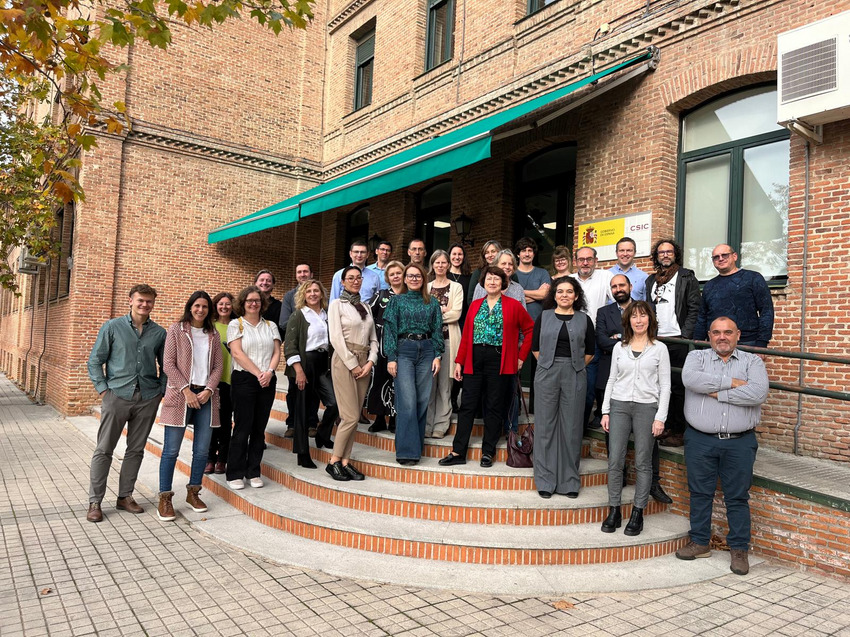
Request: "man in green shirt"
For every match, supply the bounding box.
[85,284,167,522]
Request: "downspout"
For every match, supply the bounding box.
[455,0,467,103]
[34,259,51,404]
[793,140,811,455]
[22,270,38,389]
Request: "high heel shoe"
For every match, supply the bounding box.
[601,505,622,533]
[297,452,317,469]
[624,507,644,536]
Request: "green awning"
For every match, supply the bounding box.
[209,50,654,244]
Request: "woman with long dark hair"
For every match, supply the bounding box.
[447,243,471,413]
[384,262,444,464]
[225,285,280,490]
[158,291,223,521]
[284,279,339,467]
[531,277,595,499]
[601,301,670,536]
[206,291,234,475]
[327,265,379,481]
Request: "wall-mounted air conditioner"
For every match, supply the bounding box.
[777,10,850,126]
[17,247,45,275]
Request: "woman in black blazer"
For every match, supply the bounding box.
[284,279,339,468]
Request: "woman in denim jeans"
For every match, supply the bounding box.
[384,262,444,465]
[158,291,223,521]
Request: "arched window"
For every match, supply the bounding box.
[344,205,370,263]
[516,144,576,270]
[677,85,790,281]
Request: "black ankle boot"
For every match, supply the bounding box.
[601,506,621,533]
[297,452,317,469]
[624,507,644,536]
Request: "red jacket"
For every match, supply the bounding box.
[455,295,534,375]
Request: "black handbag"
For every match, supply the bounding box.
[506,377,534,468]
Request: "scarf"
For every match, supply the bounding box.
[654,263,679,286]
[340,289,368,320]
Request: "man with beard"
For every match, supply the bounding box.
[646,240,701,447]
[596,275,672,504]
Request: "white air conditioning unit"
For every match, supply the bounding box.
[777,10,850,126]
[16,247,46,275]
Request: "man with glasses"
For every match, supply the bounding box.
[407,238,427,266]
[608,237,647,301]
[693,244,773,349]
[646,240,701,448]
[330,240,382,302]
[570,246,613,428]
[367,240,393,290]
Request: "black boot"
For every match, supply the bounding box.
[388,415,396,434]
[297,452,317,469]
[368,415,387,433]
[624,507,644,536]
[601,506,621,533]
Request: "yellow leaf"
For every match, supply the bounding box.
[67,123,81,137]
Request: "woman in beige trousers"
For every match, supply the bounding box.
[327,265,379,481]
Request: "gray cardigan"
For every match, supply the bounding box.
[601,340,672,423]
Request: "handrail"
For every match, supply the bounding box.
[658,336,850,403]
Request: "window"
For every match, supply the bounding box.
[677,85,790,282]
[354,30,375,111]
[527,0,558,15]
[515,145,577,270]
[344,205,370,264]
[426,0,454,70]
[416,181,452,252]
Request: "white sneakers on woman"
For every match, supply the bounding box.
[249,477,264,488]
[227,478,245,490]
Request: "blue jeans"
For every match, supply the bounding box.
[684,427,758,550]
[159,391,213,492]
[394,339,435,461]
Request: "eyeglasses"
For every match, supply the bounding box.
[406,274,423,280]
[245,299,261,305]
[576,257,594,263]
[657,250,675,256]
[712,252,733,262]
[344,276,363,282]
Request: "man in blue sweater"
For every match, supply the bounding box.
[693,245,774,348]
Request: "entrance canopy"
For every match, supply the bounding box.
[208,48,656,244]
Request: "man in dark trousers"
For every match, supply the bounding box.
[596,274,671,504]
[645,239,702,448]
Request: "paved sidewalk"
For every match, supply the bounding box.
[1,376,850,637]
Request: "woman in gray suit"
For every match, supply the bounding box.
[531,277,595,499]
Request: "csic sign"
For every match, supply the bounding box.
[577,211,653,262]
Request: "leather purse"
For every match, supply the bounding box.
[506,377,534,468]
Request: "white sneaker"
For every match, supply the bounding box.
[227,478,245,491]
[249,477,264,488]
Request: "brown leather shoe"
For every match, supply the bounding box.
[157,492,176,522]
[675,540,711,560]
[186,486,208,513]
[730,549,750,575]
[203,462,214,474]
[214,462,226,474]
[283,428,295,439]
[116,496,144,514]
[86,502,103,523]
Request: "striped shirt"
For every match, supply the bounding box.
[226,317,280,372]
[682,348,768,435]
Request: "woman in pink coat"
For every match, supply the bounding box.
[157,291,223,521]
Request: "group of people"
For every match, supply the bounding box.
[85,235,773,576]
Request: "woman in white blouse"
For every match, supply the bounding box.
[284,280,338,468]
[426,250,463,438]
[600,301,671,537]
[327,266,379,481]
[225,285,281,491]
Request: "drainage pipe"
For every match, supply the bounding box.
[793,140,811,455]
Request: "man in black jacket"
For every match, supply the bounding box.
[645,240,701,448]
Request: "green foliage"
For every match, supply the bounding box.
[0,0,315,292]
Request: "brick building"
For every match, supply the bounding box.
[2,0,849,467]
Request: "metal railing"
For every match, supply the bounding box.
[659,336,850,455]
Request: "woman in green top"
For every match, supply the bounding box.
[207,292,234,475]
[384,262,444,465]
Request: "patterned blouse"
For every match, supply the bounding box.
[382,291,445,362]
[472,297,503,347]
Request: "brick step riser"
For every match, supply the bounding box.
[143,436,684,564]
[267,432,606,490]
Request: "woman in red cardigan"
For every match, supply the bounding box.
[439,266,534,467]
